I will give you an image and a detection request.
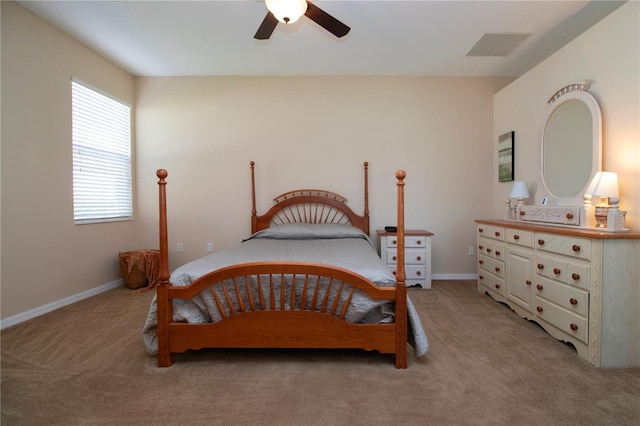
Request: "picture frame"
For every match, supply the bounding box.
[498,131,514,182]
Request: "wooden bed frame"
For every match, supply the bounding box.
[155,162,408,368]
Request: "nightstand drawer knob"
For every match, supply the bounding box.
[416,271,421,276]
[392,256,397,261]
[416,256,422,261]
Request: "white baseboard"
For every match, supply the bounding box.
[0,279,124,330]
[432,274,478,280]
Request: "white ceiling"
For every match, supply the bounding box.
[17,0,625,77]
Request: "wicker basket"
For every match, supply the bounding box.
[119,249,160,289]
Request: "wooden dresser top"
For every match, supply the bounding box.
[475,219,640,240]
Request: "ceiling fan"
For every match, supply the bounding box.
[254,0,351,40]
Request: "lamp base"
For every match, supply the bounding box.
[594,206,611,228]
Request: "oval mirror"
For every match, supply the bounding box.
[539,83,602,205]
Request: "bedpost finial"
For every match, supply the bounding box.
[157,169,168,180]
[395,170,406,181]
[363,161,368,168]
[250,161,255,168]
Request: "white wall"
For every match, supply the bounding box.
[1,2,136,320]
[493,2,640,231]
[134,76,512,273]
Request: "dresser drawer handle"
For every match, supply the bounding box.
[566,213,574,219]
[519,211,525,216]
[572,245,581,252]
[392,256,397,261]
[513,234,520,240]
[536,306,543,313]
[495,284,501,289]
[495,250,501,256]
[570,298,578,305]
[392,240,397,245]
[416,256,422,261]
[494,267,500,273]
[494,231,501,237]
[570,323,578,331]
[571,273,580,281]
[537,264,544,270]
[478,245,484,250]
[479,228,484,233]
[526,280,532,286]
[479,260,484,265]
[553,268,561,275]
[486,248,492,253]
[416,240,422,245]
[536,284,543,291]
[416,271,422,276]
[392,271,396,275]
[479,275,484,280]
[538,239,545,246]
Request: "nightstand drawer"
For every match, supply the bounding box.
[385,248,426,265]
[385,235,428,248]
[390,265,426,280]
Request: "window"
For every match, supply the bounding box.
[72,79,132,224]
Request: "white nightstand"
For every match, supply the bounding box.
[376,229,433,289]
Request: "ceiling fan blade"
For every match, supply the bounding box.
[304,2,350,38]
[254,12,279,40]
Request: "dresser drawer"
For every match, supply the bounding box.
[385,248,426,265]
[535,232,591,261]
[385,235,428,248]
[534,277,588,318]
[478,254,504,279]
[478,238,505,261]
[477,225,504,242]
[478,271,505,296]
[534,297,588,344]
[535,253,569,283]
[504,228,534,248]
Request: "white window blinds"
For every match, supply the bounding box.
[72,79,132,224]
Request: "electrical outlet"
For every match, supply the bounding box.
[468,246,475,256]
[177,243,183,253]
[207,242,213,252]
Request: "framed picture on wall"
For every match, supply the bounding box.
[498,131,514,182]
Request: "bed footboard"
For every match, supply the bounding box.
[161,262,400,357]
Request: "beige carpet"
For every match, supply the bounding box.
[2,281,639,425]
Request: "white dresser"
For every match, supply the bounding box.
[475,219,640,368]
[377,229,433,289]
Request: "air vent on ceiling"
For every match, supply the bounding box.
[466,33,531,57]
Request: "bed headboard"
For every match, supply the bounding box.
[250,161,370,234]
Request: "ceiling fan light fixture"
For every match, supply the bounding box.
[265,0,308,24]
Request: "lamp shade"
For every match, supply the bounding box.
[510,181,530,199]
[265,0,307,24]
[586,171,619,198]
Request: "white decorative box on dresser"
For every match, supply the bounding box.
[475,219,640,368]
[377,230,433,289]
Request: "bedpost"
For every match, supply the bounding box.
[363,162,370,235]
[156,169,174,367]
[250,161,257,233]
[395,170,408,369]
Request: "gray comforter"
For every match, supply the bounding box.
[143,223,429,357]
